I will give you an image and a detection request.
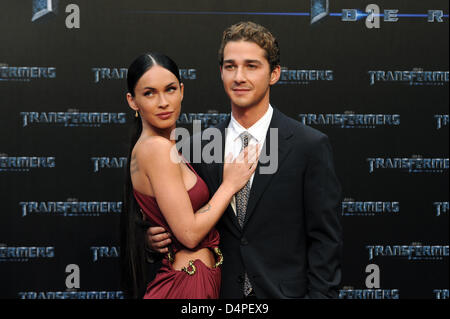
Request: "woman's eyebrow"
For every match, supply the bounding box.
[143,82,177,90]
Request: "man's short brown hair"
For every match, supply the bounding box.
[218,21,280,71]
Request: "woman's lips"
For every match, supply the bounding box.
[156,111,173,120]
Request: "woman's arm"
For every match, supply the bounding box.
[138,136,257,249]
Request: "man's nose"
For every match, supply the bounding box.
[234,66,246,83]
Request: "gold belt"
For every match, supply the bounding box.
[167,247,223,276]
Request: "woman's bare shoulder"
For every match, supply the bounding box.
[134,136,180,173]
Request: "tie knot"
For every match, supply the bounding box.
[239,132,251,148]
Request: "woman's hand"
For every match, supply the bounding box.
[222,144,260,194]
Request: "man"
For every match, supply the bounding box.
[147,21,343,299]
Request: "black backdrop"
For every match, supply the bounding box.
[0,0,448,299]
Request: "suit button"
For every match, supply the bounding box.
[241,237,249,246]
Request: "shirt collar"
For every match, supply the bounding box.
[228,104,273,143]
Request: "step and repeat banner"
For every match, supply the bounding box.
[0,0,448,299]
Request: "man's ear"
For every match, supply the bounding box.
[126,92,138,112]
[269,65,281,85]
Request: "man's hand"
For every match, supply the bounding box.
[146,226,172,254]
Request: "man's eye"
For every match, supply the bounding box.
[167,87,176,93]
[225,65,235,70]
[248,64,257,69]
[144,91,153,96]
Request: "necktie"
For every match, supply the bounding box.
[235,132,253,296]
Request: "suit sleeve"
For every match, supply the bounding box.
[303,134,343,299]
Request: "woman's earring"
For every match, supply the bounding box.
[135,110,138,118]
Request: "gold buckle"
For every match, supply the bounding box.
[182,260,197,275]
[213,247,223,268]
[167,251,174,263]
[168,247,223,275]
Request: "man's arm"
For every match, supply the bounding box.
[303,134,343,299]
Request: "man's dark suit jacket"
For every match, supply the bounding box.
[190,107,343,299]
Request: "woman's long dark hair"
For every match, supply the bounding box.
[120,52,181,299]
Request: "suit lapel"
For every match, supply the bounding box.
[203,108,294,232]
[243,107,294,228]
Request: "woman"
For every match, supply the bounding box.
[120,52,258,299]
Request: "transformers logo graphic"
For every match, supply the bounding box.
[19,201,122,217]
[91,157,127,172]
[177,113,230,129]
[339,289,399,299]
[92,68,196,83]
[0,246,55,262]
[18,291,124,299]
[298,114,400,128]
[435,115,449,129]
[32,0,58,22]
[434,202,449,217]
[367,157,449,173]
[0,156,55,171]
[0,66,56,82]
[277,68,333,85]
[311,0,328,24]
[128,2,448,27]
[20,112,127,127]
[341,201,399,216]
[434,290,449,299]
[368,70,449,86]
[310,0,447,24]
[366,245,449,261]
[92,68,127,83]
[91,246,120,262]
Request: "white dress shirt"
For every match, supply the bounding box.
[225,104,274,214]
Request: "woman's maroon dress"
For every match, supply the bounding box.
[133,160,222,299]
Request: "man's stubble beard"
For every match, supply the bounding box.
[229,87,270,110]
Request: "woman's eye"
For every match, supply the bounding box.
[144,91,153,96]
[167,87,176,93]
